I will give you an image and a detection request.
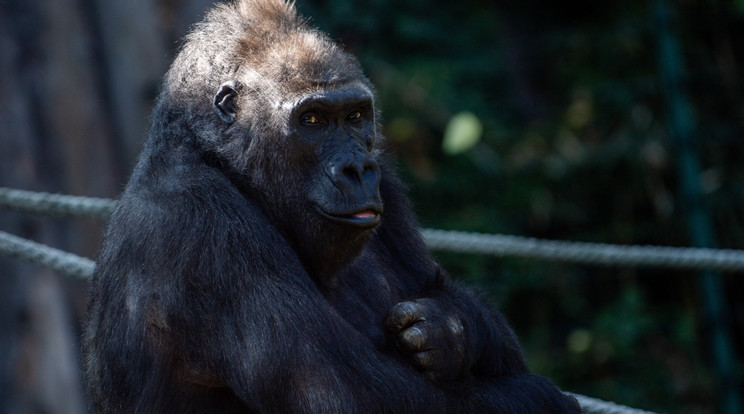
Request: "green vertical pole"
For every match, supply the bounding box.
[653,2,742,413]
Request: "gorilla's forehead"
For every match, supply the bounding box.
[257,48,362,92]
[278,81,375,112]
[241,66,373,111]
[294,82,375,105]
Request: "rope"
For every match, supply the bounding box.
[2,187,744,271]
[0,187,115,220]
[0,230,94,279]
[569,393,663,414]
[3,187,744,271]
[422,229,744,272]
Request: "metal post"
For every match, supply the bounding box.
[653,1,742,412]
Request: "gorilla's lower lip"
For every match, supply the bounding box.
[314,206,381,228]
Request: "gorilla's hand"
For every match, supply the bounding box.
[384,299,469,383]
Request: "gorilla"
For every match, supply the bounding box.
[82,1,581,413]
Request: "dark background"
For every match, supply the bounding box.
[0,0,742,413]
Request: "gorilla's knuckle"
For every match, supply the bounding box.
[400,325,428,352]
[387,301,422,329]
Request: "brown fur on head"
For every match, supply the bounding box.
[164,0,364,109]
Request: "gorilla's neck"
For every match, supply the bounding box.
[292,224,377,286]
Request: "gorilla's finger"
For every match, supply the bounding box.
[384,301,425,332]
[398,325,430,352]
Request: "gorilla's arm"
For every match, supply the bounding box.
[384,269,580,413]
[381,267,579,412]
[375,167,580,412]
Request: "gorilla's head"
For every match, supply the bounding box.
[161,0,385,281]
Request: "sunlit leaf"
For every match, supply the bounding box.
[442,111,483,155]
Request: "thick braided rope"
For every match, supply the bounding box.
[3,187,744,271]
[422,229,744,272]
[0,187,115,220]
[569,393,663,414]
[0,230,94,279]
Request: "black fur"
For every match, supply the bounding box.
[82,1,581,412]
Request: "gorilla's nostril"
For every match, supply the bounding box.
[342,164,363,183]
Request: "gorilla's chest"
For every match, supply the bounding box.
[324,265,401,346]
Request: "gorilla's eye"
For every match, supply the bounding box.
[301,113,322,126]
[347,111,362,121]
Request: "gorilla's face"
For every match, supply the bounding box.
[292,86,382,229]
[213,76,384,282]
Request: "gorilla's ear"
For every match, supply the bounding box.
[214,80,242,124]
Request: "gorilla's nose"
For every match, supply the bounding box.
[326,147,381,198]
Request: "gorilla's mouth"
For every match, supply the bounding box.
[314,205,382,229]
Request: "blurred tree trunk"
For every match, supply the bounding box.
[0,0,213,412]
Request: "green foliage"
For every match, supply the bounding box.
[300,1,744,412]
